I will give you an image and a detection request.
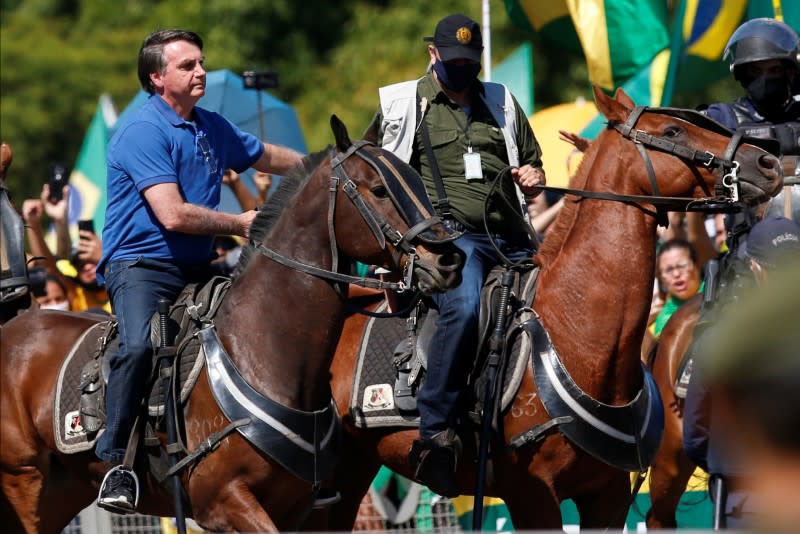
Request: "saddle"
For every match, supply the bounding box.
[54,277,231,459]
[350,264,539,430]
[56,274,340,486]
[353,264,665,473]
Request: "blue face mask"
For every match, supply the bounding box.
[432,60,481,92]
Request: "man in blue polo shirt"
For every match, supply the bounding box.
[95,28,303,513]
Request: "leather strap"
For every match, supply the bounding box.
[419,96,451,219]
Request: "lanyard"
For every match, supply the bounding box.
[444,103,474,151]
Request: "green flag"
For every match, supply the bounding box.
[506,0,670,91]
[69,98,109,234]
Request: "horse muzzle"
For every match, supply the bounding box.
[409,247,464,295]
[738,152,783,205]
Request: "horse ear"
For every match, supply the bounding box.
[593,85,630,123]
[613,87,636,110]
[330,115,352,152]
[0,141,12,181]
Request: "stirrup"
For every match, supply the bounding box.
[97,465,140,514]
[312,488,341,509]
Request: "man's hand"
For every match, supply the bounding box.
[237,210,259,238]
[512,165,546,198]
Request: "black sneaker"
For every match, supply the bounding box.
[97,465,139,514]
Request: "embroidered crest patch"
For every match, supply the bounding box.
[65,410,85,437]
[362,384,395,412]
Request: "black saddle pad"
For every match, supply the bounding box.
[52,277,231,455]
[53,322,113,453]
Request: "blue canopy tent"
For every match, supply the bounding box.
[112,69,307,213]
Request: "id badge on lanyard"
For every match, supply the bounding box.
[464,146,483,181]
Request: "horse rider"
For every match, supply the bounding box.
[703,17,800,245]
[364,13,546,496]
[95,29,302,513]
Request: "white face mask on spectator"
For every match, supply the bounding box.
[41,300,70,311]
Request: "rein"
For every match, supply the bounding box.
[251,141,443,301]
[539,106,750,226]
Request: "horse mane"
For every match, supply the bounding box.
[536,127,609,267]
[234,148,330,275]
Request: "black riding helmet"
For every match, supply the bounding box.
[724,18,800,82]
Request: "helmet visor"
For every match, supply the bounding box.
[724,18,799,65]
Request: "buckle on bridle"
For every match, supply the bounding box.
[701,151,715,167]
[401,248,416,292]
[632,129,648,144]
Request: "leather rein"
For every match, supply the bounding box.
[538,106,749,227]
[251,140,445,293]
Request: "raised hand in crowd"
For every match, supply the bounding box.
[76,228,103,264]
[39,183,72,259]
[222,168,258,212]
[558,129,591,152]
[253,171,273,205]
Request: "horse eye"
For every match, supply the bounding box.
[663,126,683,138]
[371,185,388,198]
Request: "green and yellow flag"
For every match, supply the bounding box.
[506,0,670,92]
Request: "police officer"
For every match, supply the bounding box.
[704,17,800,226]
[683,18,800,529]
[695,19,800,313]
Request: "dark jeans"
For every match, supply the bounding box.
[95,257,207,464]
[416,231,533,440]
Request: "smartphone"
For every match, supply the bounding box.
[48,163,69,203]
[78,219,95,237]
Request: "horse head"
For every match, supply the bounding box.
[593,86,783,208]
[326,115,463,294]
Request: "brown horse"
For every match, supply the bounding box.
[0,117,464,533]
[645,294,703,528]
[317,87,783,531]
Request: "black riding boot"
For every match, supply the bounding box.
[409,428,462,497]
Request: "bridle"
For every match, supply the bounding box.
[537,105,776,227]
[251,140,458,293]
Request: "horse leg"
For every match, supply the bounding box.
[1,465,44,534]
[494,452,563,530]
[194,481,279,533]
[573,472,631,529]
[2,453,99,534]
[501,483,562,529]
[306,432,383,531]
[647,444,696,528]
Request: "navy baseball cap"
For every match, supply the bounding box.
[424,14,483,62]
[745,216,800,266]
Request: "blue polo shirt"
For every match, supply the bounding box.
[98,95,263,283]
